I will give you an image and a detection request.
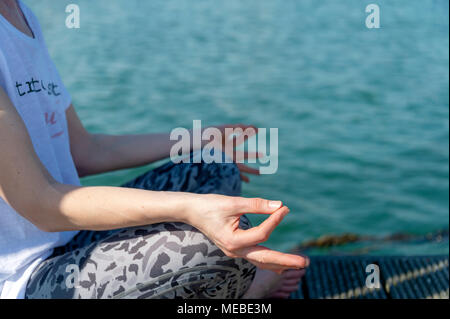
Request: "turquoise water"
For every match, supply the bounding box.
[25,0,449,255]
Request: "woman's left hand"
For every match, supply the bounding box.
[207,124,263,183]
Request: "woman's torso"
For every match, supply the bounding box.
[0,1,80,298]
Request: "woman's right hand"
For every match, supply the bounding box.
[185,194,309,274]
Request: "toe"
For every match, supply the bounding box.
[283,269,306,279]
[271,292,291,299]
[280,284,300,293]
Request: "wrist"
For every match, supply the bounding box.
[171,192,205,227]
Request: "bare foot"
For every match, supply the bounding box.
[243,268,306,299]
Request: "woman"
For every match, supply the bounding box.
[0,0,307,299]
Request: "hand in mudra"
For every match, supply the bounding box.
[188,194,309,274]
[206,124,263,183]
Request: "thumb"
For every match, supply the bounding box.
[235,198,283,214]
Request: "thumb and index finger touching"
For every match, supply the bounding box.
[230,197,310,271]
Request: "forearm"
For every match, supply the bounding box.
[79,127,211,177]
[38,181,203,232]
[74,133,192,177]
[67,105,197,176]
[79,133,177,176]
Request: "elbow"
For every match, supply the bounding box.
[25,206,69,233]
[23,182,75,233]
[73,150,95,177]
[34,222,61,233]
[72,134,102,178]
[31,212,75,233]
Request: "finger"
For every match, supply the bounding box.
[234,151,264,162]
[235,197,284,214]
[227,124,258,133]
[240,173,250,183]
[226,124,258,131]
[234,207,289,247]
[226,125,258,147]
[237,163,261,175]
[283,269,306,279]
[240,245,310,271]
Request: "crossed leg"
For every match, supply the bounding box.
[25,158,256,299]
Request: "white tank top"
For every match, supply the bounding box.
[0,1,80,299]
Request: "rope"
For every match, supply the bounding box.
[294,229,449,251]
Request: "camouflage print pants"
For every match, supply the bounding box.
[25,155,257,299]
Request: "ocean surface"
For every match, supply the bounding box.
[25,0,449,255]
